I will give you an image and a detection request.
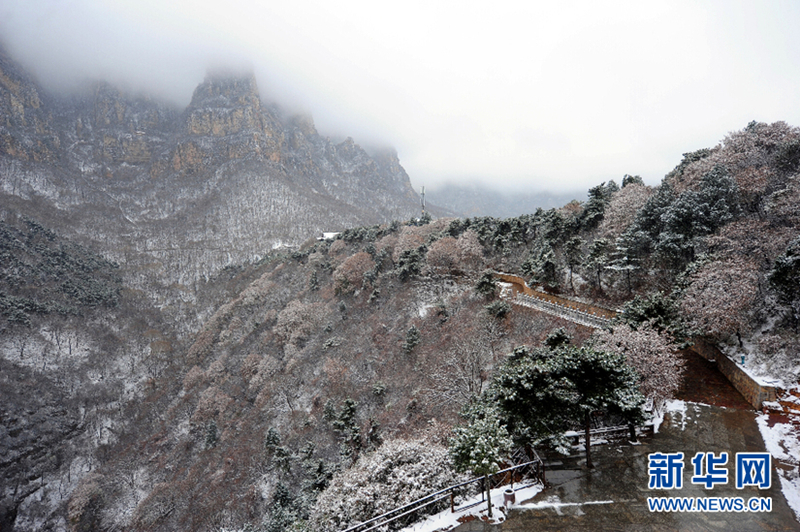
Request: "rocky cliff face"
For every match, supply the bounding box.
[0,46,421,301]
[0,48,60,164]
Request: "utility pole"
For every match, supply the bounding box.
[420,185,426,216]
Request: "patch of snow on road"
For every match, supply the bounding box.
[756,413,800,523]
[515,498,615,510]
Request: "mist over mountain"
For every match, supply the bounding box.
[0,44,421,530]
[425,183,581,219]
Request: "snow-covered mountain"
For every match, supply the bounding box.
[0,45,421,296]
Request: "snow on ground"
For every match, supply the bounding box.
[515,495,614,512]
[720,344,786,388]
[755,413,800,523]
[497,281,514,299]
[720,319,800,390]
[398,482,543,532]
[399,402,799,530]
[417,301,437,318]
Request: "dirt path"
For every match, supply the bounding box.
[676,350,753,409]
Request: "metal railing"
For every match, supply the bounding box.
[561,424,655,447]
[341,453,544,532]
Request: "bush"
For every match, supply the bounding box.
[544,327,571,350]
[475,270,497,298]
[308,438,465,531]
[775,139,800,173]
[484,300,511,320]
[395,246,426,281]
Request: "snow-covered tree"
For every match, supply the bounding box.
[585,238,610,292]
[425,334,494,408]
[653,165,740,266]
[489,345,644,468]
[392,221,450,262]
[402,325,421,355]
[622,180,676,259]
[521,243,561,289]
[332,251,375,294]
[563,236,584,293]
[597,182,653,241]
[475,270,498,298]
[426,236,460,274]
[273,300,326,346]
[544,327,571,350]
[456,229,484,271]
[592,322,682,412]
[681,258,760,346]
[581,181,618,230]
[721,121,800,184]
[769,236,800,330]
[395,245,427,281]
[617,292,681,336]
[608,235,640,294]
[309,438,466,531]
[449,409,513,518]
[622,174,644,187]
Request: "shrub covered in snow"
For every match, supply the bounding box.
[449,408,513,478]
[308,437,466,531]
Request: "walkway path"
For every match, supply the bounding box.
[676,350,753,409]
[494,272,615,329]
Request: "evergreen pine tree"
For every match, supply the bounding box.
[204,420,217,449]
[402,325,421,355]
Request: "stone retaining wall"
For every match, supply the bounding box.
[513,294,611,329]
[690,339,777,410]
[494,272,617,321]
[715,354,777,410]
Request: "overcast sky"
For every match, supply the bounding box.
[2,0,800,194]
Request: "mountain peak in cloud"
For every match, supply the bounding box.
[189,70,261,109]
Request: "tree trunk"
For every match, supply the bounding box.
[628,421,637,443]
[485,473,493,518]
[585,412,593,469]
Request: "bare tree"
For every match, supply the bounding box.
[426,335,493,408]
[426,237,460,274]
[681,258,760,346]
[593,322,682,412]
